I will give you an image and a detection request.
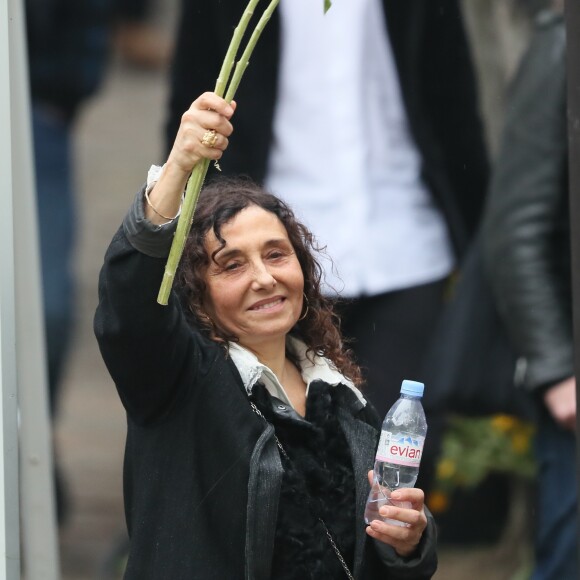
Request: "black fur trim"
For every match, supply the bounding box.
[253,382,356,579]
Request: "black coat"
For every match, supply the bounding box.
[94,196,438,579]
[167,0,489,259]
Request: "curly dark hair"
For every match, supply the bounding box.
[176,176,362,386]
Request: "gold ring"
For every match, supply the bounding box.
[201,129,218,148]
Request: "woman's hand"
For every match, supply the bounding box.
[365,471,428,558]
[145,93,236,225]
[168,92,236,174]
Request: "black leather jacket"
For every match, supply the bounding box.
[482,12,572,393]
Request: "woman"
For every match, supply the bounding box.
[95,93,437,579]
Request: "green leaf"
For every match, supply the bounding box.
[324,0,332,13]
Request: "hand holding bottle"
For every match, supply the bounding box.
[365,472,428,557]
[364,379,429,556]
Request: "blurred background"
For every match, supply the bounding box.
[22,0,563,577]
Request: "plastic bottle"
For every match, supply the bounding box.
[364,380,427,526]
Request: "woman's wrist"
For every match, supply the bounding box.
[145,160,190,225]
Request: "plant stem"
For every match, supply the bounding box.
[157,158,209,303]
[215,0,262,96]
[157,0,266,305]
[225,0,281,102]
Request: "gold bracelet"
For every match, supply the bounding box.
[144,190,180,222]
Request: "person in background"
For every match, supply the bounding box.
[166,0,489,494]
[94,91,438,579]
[25,0,111,522]
[114,0,171,70]
[482,1,576,577]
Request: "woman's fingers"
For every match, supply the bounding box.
[366,524,424,558]
[390,487,425,509]
[364,485,428,558]
[170,93,236,172]
[199,132,229,160]
[194,91,235,119]
[377,503,424,527]
[366,508,427,558]
[181,109,234,140]
[200,131,229,152]
[194,108,234,137]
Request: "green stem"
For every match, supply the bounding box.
[225,0,281,102]
[215,0,262,96]
[157,159,209,304]
[157,0,268,306]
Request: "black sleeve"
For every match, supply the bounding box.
[482,19,573,391]
[94,218,218,425]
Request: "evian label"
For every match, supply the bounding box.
[376,431,425,467]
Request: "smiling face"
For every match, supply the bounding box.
[202,205,305,353]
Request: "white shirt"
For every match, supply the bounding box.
[265,0,454,297]
[228,336,366,409]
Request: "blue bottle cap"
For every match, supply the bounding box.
[400,380,424,397]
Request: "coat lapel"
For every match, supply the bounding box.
[245,423,283,580]
[382,0,427,110]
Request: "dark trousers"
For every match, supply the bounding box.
[532,404,578,580]
[33,103,75,523]
[337,278,448,493]
[33,104,75,414]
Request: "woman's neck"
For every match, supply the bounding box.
[243,337,307,415]
[244,337,288,381]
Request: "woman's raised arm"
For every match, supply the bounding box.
[145,93,235,226]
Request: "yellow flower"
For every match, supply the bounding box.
[427,491,450,514]
[491,414,517,432]
[436,458,456,480]
[511,432,530,454]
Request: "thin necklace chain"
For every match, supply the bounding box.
[249,401,356,580]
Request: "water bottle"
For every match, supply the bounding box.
[364,380,427,526]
